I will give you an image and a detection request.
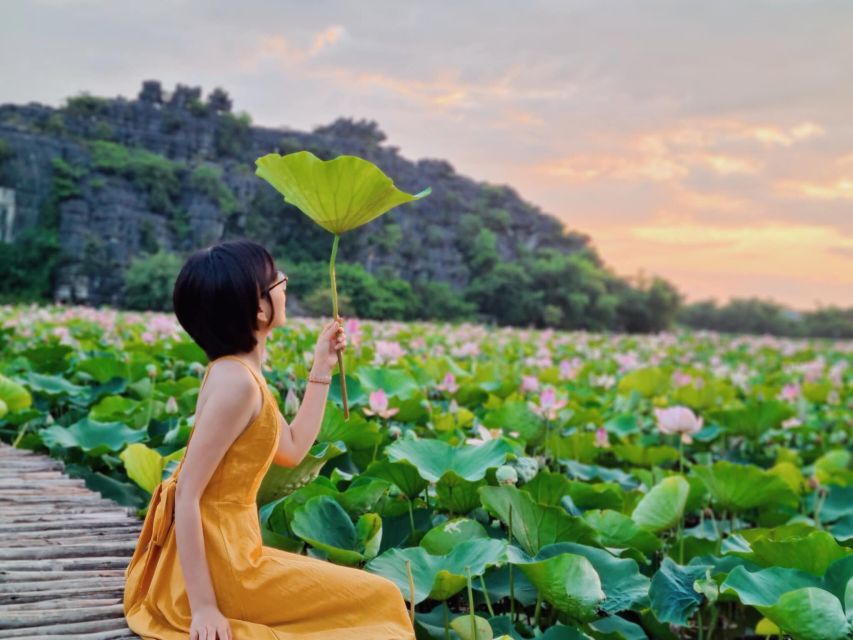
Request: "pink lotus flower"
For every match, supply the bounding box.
[372,340,406,365]
[520,375,540,393]
[594,427,610,448]
[616,352,640,373]
[363,389,399,420]
[465,423,503,446]
[451,342,480,358]
[559,358,582,381]
[654,406,703,444]
[528,387,567,421]
[778,383,801,402]
[672,370,693,388]
[344,318,362,348]
[436,373,459,394]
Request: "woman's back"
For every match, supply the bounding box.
[123,355,416,639]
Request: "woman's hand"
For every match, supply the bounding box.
[312,315,347,374]
[190,605,232,640]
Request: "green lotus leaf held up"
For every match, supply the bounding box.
[255,150,431,235]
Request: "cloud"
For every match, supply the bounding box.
[776,178,853,201]
[239,25,345,70]
[527,118,820,185]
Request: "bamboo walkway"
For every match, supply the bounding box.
[0,442,142,639]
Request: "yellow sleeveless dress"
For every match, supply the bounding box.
[123,355,416,639]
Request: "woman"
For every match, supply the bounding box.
[123,239,415,639]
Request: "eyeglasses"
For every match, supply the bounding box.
[265,270,288,296]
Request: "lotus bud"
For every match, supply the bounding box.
[284,387,300,416]
[388,425,402,439]
[165,396,179,414]
[146,364,158,378]
[496,465,518,486]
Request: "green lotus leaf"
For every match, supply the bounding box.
[768,461,805,495]
[566,480,625,512]
[814,450,853,486]
[546,431,599,464]
[364,459,428,500]
[612,444,680,468]
[692,461,798,512]
[0,374,32,412]
[385,437,512,483]
[513,542,650,614]
[631,476,690,533]
[255,150,431,235]
[290,495,379,566]
[617,367,668,397]
[479,485,600,556]
[420,517,490,555]
[336,476,393,516]
[522,470,571,507]
[762,588,850,640]
[119,443,165,494]
[365,538,507,604]
[26,372,85,396]
[90,395,140,422]
[19,344,73,375]
[40,417,146,456]
[450,614,493,640]
[257,440,346,506]
[710,400,794,439]
[355,367,421,399]
[481,401,545,445]
[731,530,851,576]
[506,547,604,623]
[648,557,712,625]
[76,357,132,384]
[720,564,824,607]
[582,509,662,555]
[588,615,650,640]
[317,403,382,450]
[436,471,486,515]
[721,564,852,640]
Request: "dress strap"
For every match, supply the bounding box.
[210,355,267,395]
[174,355,267,478]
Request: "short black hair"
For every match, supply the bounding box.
[173,239,278,361]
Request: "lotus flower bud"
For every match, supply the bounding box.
[284,387,300,416]
[165,396,179,414]
[496,465,518,485]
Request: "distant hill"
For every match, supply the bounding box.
[0,80,683,332]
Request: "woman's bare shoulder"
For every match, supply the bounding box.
[196,360,262,417]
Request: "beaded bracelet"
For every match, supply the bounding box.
[308,373,332,385]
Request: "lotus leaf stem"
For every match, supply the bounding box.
[329,234,349,420]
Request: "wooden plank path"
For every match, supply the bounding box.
[0,442,142,639]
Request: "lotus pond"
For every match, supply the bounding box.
[1,303,851,640]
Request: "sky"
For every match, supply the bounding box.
[1,0,851,310]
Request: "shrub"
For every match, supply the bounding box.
[122,249,183,311]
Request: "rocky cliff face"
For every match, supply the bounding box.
[0,81,592,306]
